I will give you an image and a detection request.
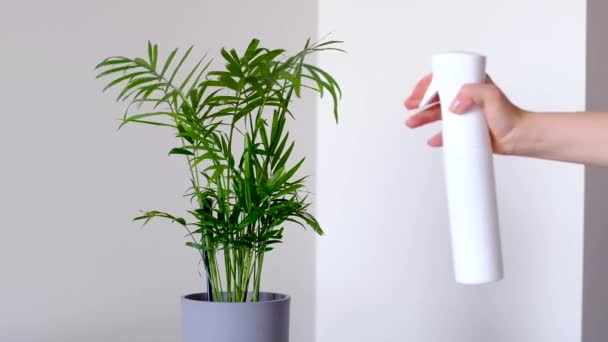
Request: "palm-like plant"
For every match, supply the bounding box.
[95,38,342,302]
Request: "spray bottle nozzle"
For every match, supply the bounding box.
[418,78,438,109]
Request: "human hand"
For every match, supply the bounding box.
[404,74,526,155]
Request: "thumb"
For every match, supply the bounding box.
[450,83,500,114]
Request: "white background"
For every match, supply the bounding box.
[316,0,585,341]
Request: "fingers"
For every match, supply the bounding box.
[405,103,441,128]
[427,132,443,147]
[406,73,494,110]
[404,73,433,109]
[450,83,500,114]
[405,74,495,149]
[404,75,441,147]
[450,97,475,114]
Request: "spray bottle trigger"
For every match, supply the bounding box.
[418,78,438,109]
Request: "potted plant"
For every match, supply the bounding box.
[95,38,342,342]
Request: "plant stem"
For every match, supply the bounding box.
[224,246,233,301]
[253,250,265,302]
[209,251,221,301]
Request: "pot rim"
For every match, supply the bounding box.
[182,292,290,304]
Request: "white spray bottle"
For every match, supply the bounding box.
[419,52,503,284]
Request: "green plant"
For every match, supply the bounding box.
[95,38,343,302]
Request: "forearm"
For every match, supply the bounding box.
[510,111,608,167]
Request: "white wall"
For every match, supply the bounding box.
[316,0,585,341]
[0,1,317,341]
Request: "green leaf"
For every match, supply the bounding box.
[270,181,305,199]
[178,57,210,93]
[245,39,261,60]
[168,46,194,85]
[140,82,166,99]
[325,81,340,123]
[175,124,194,143]
[153,44,159,69]
[119,111,175,129]
[273,133,289,163]
[315,40,345,49]
[95,57,130,69]
[147,41,155,70]
[273,141,294,171]
[304,63,342,96]
[101,71,148,92]
[133,210,188,227]
[96,64,138,78]
[186,58,213,95]
[117,77,158,101]
[277,158,305,185]
[238,208,264,229]
[192,151,219,167]
[220,48,240,67]
[121,119,176,128]
[185,241,206,250]
[160,48,178,78]
[298,212,324,235]
[168,147,194,156]
[252,48,284,66]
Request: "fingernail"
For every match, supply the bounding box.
[405,117,413,127]
[450,98,461,112]
[404,97,416,109]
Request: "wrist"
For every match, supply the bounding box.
[503,109,536,157]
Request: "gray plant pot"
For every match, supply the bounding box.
[181,292,290,342]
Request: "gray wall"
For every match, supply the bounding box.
[0,1,317,341]
[583,0,608,340]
